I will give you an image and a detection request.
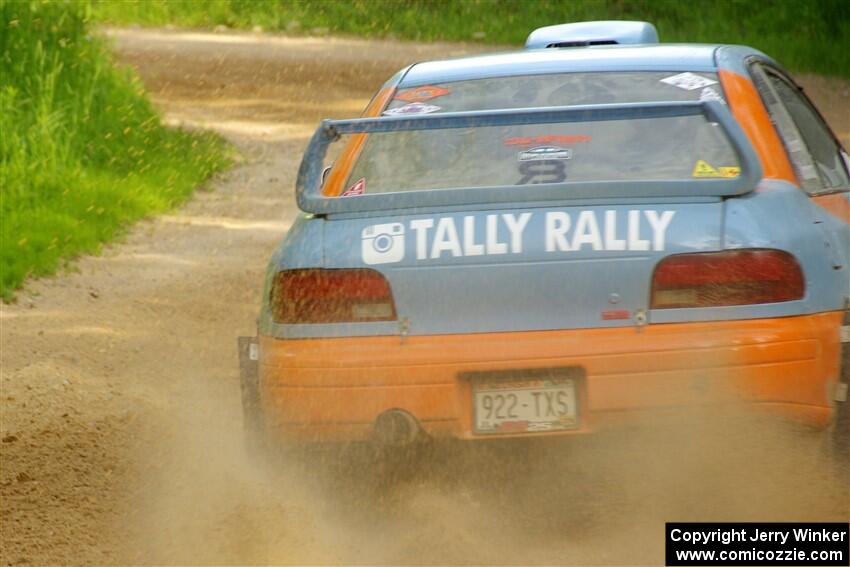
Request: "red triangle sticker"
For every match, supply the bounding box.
[342,178,365,197]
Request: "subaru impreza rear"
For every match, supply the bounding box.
[239,22,850,460]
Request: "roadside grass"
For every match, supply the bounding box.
[89,0,850,79]
[1,1,231,301]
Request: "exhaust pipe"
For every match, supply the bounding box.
[372,409,421,446]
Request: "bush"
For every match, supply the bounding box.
[0,0,231,300]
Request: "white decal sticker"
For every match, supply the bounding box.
[644,210,676,251]
[425,215,531,259]
[431,217,463,259]
[572,211,603,251]
[361,223,405,265]
[361,210,677,264]
[486,215,508,255]
[660,72,718,91]
[699,86,726,105]
[518,146,572,161]
[410,218,434,260]
[463,216,485,256]
[627,210,650,251]
[545,212,571,252]
[503,213,532,253]
[383,102,441,116]
[604,210,626,251]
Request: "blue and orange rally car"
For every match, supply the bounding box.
[239,21,850,464]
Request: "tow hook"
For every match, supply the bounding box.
[399,316,410,344]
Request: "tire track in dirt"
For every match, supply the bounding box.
[1,28,847,566]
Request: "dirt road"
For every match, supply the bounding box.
[1,28,848,566]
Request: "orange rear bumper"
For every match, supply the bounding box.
[259,312,843,442]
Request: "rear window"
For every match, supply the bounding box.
[342,72,741,195]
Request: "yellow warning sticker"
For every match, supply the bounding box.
[692,159,720,177]
[692,161,740,178]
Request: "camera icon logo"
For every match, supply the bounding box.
[361,223,405,265]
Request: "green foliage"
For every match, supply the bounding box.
[89,0,850,78]
[1,0,231,300]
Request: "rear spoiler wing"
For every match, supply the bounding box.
[295,100,762,215]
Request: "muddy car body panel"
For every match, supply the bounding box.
[248,22,850,444]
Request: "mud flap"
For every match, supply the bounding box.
[832,304,850,473]
[238,336,264,453]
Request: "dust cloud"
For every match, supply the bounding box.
[119,381,848,565]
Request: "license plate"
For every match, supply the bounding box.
[472,374,578,435]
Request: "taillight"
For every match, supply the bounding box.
[270,269,397,324]
[651,249,804,309]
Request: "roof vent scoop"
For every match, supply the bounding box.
[525,20,659,49]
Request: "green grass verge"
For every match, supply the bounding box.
[88,0,850,79]
[1,1,231,301]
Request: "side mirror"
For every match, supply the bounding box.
[321,166,332,188]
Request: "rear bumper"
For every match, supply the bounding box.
[258,312,843,442]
